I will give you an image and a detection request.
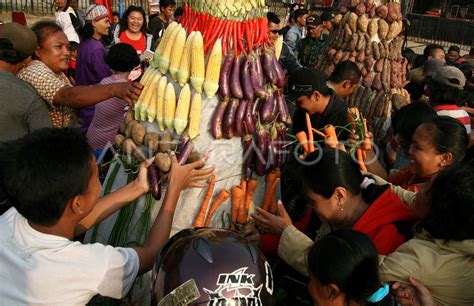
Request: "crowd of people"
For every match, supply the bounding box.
[0,1,473,305]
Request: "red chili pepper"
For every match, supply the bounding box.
[232,21,239,56]
[245,21,252,52]
[204,18,225,53]
[202,15,214,39]
[221,20,232,56]
[238,21,247,58]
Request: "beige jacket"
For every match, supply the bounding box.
[379,233,474,305]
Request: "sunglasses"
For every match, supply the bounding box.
[270,29,281,34]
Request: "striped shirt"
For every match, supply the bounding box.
[433,104,471,135]
[86,75,128,150]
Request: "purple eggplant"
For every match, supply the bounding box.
[211,99,228,139]
[271,51,286,88]
[260,93,277,124]
[242,133,255,180]
[243,100,256,135]
[254,49,264,87]
[241,58,255,102]
[275,89,292,125]
[262,50,277,85]
[223,98,239,139]
[234,99,248,137]
[219,52,234,100]
[147,164,161,200]
[250,53,268,99]
[176,136,189,155]
[277,122,288,166]
[267,125,278,172]
[177,141,193,165]
[255,121,269,176]
[230,54,243,99]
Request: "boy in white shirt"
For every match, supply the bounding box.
[0,128,213,304]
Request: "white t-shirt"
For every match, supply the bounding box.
[55,8,80,43]
[0,207,139,305]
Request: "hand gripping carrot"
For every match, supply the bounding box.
[204,188,230,227]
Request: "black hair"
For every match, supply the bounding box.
[307,230,393,305]
[159,0,176,9]
[119,6,148,35]
[456,62,473,80]
[267,12,281,25]
[293,9,308,20]
[412,54,427,69]
[57,0,71,12]
[79,21,94,41]
[329,61,362,84]
[420,161,474,241]
[0,38,29,64]
[470,47,474,56]
[31,21,63,48]
[289,3,299,11]
[112,11,119,17]
[428,80,463,106]
[0,128,94,226]
[448,45,460,53]
[391,102,437,144]
[301,149,388,204]
[421,116,469,164]
[174,6,183,18]
[105,43,140,72]
[402,48,416,65]
[68,41,79,51]
[423,44,444,58]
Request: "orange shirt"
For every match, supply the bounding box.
[388,167,432,193]
[119,31,146,54]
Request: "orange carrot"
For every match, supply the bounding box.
[357,148,368,172]
[240,177,247,197]
[204,188,230,227]
[347,108,360,130]
[361,118,372,151]
[268,178,281,214]
[238,179,258,224]
[311,128,326,138]
[231,186,244,224]
[262,169,281,211]
[193,174,216,227]
[323,124,339,148]
[305,113,315,152]
[296,131,309,153]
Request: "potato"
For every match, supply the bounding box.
[155,152,171,173]
[131,123,146,145]
[125,120,138,138]
[347,33,359,51]
[333,14,343,26]
[365,56,374,71]
[119,121,127,135]
[365,34,372,55]
[334,49,344,64]
[376,5,388,19]
[122,138,137,156]
[114,134,125,147]
[371,73,382,91]
[348,12,358,33]
[159,132,173,152]
[378,19,389,40]
[367,19,378,38]
[378,40,387,58]
[363,72,373,88]
[365,0,375,12]
[124,110,134,124]
[356,33,366,52]
[361,67,368,77]
[350,0,360,8]
[357,14,368,33]
[369,5,376,18]
[386,20,401,40]
[357,50,366,63]
[355,3,366,16]
[375,59,384,72]
[386,3,398,23]
[143,132,160,153]
[372,41,381,60]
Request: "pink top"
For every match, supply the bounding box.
[87,75,128,150]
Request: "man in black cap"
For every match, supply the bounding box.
[289,67,349,141]
[297,15,324,68]
[0,22,52,142]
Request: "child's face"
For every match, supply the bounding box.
[79,157,102,218]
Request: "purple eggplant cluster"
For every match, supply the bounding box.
[211,48,292,177]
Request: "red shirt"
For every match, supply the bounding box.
[119,31,146,54]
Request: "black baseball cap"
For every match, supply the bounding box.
[320,12,334,22]
[288,68,329,97]
[306,15,322,28]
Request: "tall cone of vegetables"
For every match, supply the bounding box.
[316,0,409,145]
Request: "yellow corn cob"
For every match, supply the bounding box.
[139,74,162,121]
[153,21,178,63]
[155,76,168,131]
[134,71,160,120]
[159,24,182,74]
[274,35,283,61]
[203,38,222,98]
[177,31,196,87]
[147,85,159,122]
[190,31,205,94]
[173,84,191,135]
[140,67,155,85]
[163,82,176,132]
[168,27,187,82]
[187,93,202,139]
